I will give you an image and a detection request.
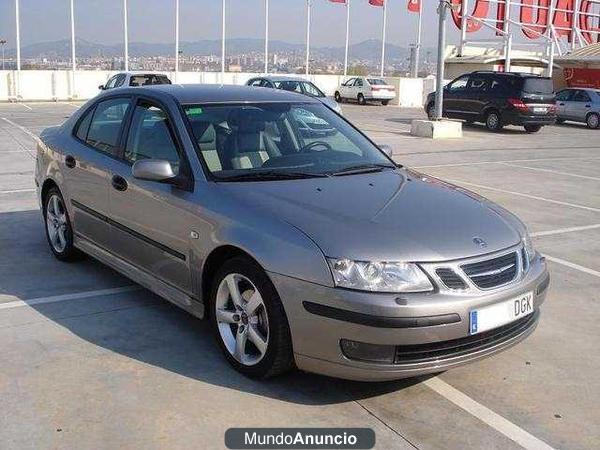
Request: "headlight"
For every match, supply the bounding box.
[522,232,536,262]
[327,258,433,293]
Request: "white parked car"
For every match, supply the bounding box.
[335,77,396,106]
[99,72,172,91]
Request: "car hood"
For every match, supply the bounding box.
[220,169,522,262]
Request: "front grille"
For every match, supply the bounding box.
[436,268,467,290]
[461,251,518,289]
[394,312,536,364]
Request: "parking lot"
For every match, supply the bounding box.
[1,101,598,449]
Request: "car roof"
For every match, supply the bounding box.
[470,71,550,79]
[560,87,600,93]
[254,75,313,83]
[102,83,319,104]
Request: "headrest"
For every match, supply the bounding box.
[191,121,216,144]
[228,108,267,133]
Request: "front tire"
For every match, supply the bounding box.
[524,124,542,133]
[381,100,390,106]
[485,110,503,132]
[357,94,366,105]
[43,187,82,262]
[426,103,435,120]
[209,256,294,379]
[334,91,342,103]
[586,112,600,129]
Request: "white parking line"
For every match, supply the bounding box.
[1,117,41,143]
[0,188,36,195]
[424,378,555,450]
[543,255,600,278]
[415,156,600,169]
[500,162,600,181]
[531,224,600,237]
[446,179,600,213]
[0,286,142,310]
[20,103,33,111]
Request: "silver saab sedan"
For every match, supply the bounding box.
[35,85,549,381]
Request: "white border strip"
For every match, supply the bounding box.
[415,156,600,169]
[0,188,36,195]
[500,162,600,182]
[424,378,555,450]
[446,179,600,213]
[531,224,600,237]
[0,286,141,310]
[544,255,600,278]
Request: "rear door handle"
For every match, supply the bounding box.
[111,174,128,192]
[559,103,565,106]
[65,155,76,169]
[585,104,591,108]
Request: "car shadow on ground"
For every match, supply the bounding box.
[1,209,429,406]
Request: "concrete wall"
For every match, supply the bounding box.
[0,70,429,107]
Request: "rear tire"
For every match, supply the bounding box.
[586,112,600,129]
[209,256,294,379]
[524,124,542,133]
[381,100,390,106]
[426,103,436,120]
[43,186,83,262]
[357,94,366,105]
[555,118,565,124]
[334,91,342,103]
[485,110,503,132]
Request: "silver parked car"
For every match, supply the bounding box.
[36,85,549,381]
[555,87,600,129]
[246,76,342,114]
[99,72,172,91]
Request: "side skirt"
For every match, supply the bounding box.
[74,234,204,319]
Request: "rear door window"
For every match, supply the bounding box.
[86,97,131,155]
[573,90,591,102]
[75,106,95,141]
[521,78,554,95]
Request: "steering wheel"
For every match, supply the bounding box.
[299,141,333,153]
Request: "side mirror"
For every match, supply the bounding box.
[132,159,176,182]
[379,144,393,157]
[98,84,105,91]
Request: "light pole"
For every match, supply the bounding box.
[0,40,6,71]
[434,0,459,120]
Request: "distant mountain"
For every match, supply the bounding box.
[7,37,418,61]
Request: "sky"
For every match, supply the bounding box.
[0,0,463,49]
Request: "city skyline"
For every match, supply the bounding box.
[0,0,455,50]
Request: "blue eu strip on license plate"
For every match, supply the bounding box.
[470,310,478,334]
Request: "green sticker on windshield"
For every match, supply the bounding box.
[186,107,203,116]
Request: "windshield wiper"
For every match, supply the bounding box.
[218,170,329,182]
[328,163,396,176]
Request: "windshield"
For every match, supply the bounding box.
[301,82,325,98]
[183,102,394,180]
[521,78,553,95]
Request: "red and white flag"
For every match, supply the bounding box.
[407,0,420,13]
[369,0,384,7]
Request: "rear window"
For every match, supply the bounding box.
[521,78,554,95]
[129,74,171,86]
[367,79,387,86]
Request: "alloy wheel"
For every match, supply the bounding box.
[588,113,599,129]
[215,273,269,366]
[46,193,68,253]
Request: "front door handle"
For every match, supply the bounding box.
[585,104,591,108]
[65,155,76,169]
[111,174,128,192]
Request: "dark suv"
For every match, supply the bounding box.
[425,71,557,133]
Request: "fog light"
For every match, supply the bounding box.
[340,339,395,364]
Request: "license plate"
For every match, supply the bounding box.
[469,292,534,335]
[534,107,547,114]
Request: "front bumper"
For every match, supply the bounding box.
[269,254,549,381]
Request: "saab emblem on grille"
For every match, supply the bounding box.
[473,237,487,248]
